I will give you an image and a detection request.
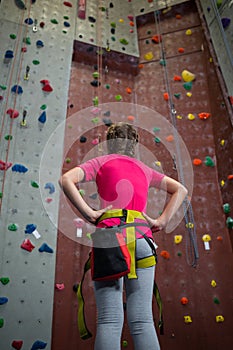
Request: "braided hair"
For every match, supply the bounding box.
[106,122,138,157]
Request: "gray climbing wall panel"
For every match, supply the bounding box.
[198,0,233,98]
[0,0,76,348]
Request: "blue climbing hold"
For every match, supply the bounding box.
[38,111,46,124]
[44,182,55,194]
[25,18,33,25]
[38,243,53,253]
[5,50,14,59]
[11,85,23,94]
[0,297,8,305]
[12,164,28,173]
[221,18,231,29]
[64,21,70,27]
[25,224,37,234]
[36,40,44,48]
[31,340,47,350]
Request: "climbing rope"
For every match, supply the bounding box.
[153,7,199,267]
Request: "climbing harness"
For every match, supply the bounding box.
[75,209,164,339]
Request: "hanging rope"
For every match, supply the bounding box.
[153,8,199,267]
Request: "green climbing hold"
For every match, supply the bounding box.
[10,34,17,39]
[153,127,160,132]
[204,156,215,167]
[31,181,39,188]
[91,117,100,124]
[105,84,110,89]
[79,189,85,196]
[62,30,67,34]
[119,38,129,45]
[223,203,231,214]
[0,85,7,90]
[213,297,220,304]
[183,82,192,91]
[65,157,71,163]
[40,104,47,110]
[93,96,99,106]
[177,251,182,257]
[216,0,223,8]
[226,217,233,229]
[64,16,69,20]
[174,93,181,99]
[111,22,116,28]
[159,59,166,66]
[51,19,59,24]
[93,72,99,79]
[32,60,40,65]
[0,319,4,328]
[23,37,31,45]
[111,36,116,41]
[8,223,18,231]
[154,137,161,143]
[115,95,122,101]
[4,135,13,140]
[122,340,128,347]
[0,277,10,285]
[0,192,2,199]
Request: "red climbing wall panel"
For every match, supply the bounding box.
[52,1,233,349]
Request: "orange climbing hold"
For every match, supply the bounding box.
[228,174,233,180]
[138,63,144,69]
[180,297,189,305]
[173,75,182,81]
[126,87,132,94]
[178,47,185,53]
[193,158,202,166]
[160,250,170,259]
[152,35,162,43]
[163,92,169,101]
[127,115,135,121]
[176,14,182,19]
[198,112,211,120]
[166,135,174,142]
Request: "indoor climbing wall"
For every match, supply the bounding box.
[0,0,76,349]
[53,1,233,350]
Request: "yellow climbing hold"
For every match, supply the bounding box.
[174,235,183,244]
[188,113,195,120]
[220,180,225,187]
[177,115,183,119]
[182,69,196,82]
[216,315,224,323]
[185,29,192,35]
[144,52,154,61]
[184,315,192,324]
[119,18,124,23]
[220,139,225,146]
[155,161,161,167]
[211,280,217,287]
[186,92,192,97]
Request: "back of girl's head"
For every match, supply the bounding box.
[106,122,138,157]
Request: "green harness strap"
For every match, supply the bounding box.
[76,253,163,340]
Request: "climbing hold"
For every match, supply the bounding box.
[119,38,129,45]
[89,193,98,199]
[25,224,37,234]
[187,113,195,120]
[183,82,193,91]
[173,75,181,81]
[215,315,224,323]
[38,243,53,253]
[25,18,33,25]
[40,22,45,28]
[193,158,202,166]
[198,112,211,120]
[202,234,211,250]
[102,118,112,126]
[221,18,231,29]
[182,70,195,82]
[115,95,122,101]
[184,315,192,324]
[90,80,100,87]
[160,250,170,259]
[10,33,17,39]
[64,1,72,7]
[166,135,174,142]
[15,0,26,9]
[11,85,23,94]
[204,156,215,167]
[32,60,40,65]
[7,108,19,118]
[42,84,53,92]
[178,47,184,53]
[21,239,35,252]
[65,157,71,163]
[55,283,65,290]
[51,19,59,24]
[12,164,28,173]
[80,136,87,143]
[213,297,220,304]
[93,96,99,106]
[79,189,85,196]
[180,297,189,305]
[127,115,135,121]
[144,52,154,60]
[174,235,183,244]
[186,92,192,97]
[44,182,55,194]
[163,92,169,101]
[0,160,12,170]
[217,235,223,241]
[0,318,4,328]
[23,37,31,45]
[91,117,100,124]
[0,277,10,285]
[36,40,44,48]
[4,50,14,61]
[91,138,99,145]
[40,104,47,110]
[154,137,161,143]
[185,29,192,35]
[31,340,47,350]
[228,174,233,180]
[8,223,18,231]
[220,180,225,187]
[38,111,47,124]
[64,21,70,27]
[226,217,233,229]
[31,181,39,188]
[211,280,217,287]
[152,35,162,43]
[126,87,132,94]
[122,340,128,347]
[174,93,181,99]
[0,297,9,305]
[11,340,23,350]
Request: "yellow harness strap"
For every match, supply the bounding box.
[99,209,147,279]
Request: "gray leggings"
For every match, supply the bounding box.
[94,238,161,350]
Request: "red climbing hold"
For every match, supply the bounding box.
[42,84,53,92]
[11,340,23,350]
[173,75,182,81]
[198,112,211,120]
[20,239,35,252]
[63,1,72,7]
[40,79,50,85]
[0,160,12,170]
[160,250,170,259]
[7,108,19,118]
[152,35,162,43]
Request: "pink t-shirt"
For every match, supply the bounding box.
[79,154,165,238]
